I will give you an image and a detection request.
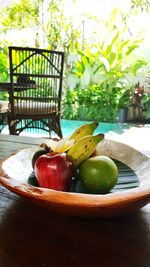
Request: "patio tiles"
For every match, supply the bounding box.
[107,124,150,154]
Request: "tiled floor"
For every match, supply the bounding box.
[107,125,150,155]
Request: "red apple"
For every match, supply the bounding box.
[34,152,73,191]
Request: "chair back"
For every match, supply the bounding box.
[8,46,64,137]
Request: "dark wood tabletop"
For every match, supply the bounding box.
[0,82,11,91]
[0,82,36,91]
[0,134,150,267]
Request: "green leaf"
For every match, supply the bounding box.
[109,51,117,66]
[100,57,110,72]
[125,45,139,56]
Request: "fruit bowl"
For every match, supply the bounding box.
[0,139,150,218]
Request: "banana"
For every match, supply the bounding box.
[67,133,104,168]
[68,122,99,143]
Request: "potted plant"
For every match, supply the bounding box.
[127,82,145,122]
[133,82,144,121]
[117,88,132,123]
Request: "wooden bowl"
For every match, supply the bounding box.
[0,139,150,218]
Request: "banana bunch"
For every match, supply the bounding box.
[44,121,104,168]
[67,122,104,167]
[68,122,99,143]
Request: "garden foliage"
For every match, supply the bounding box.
[63,8,149,121]
[0,2,150,122]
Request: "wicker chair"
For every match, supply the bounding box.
[7,46,64,138]
[0,101,8,133]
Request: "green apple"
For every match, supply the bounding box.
[79,155,118,194]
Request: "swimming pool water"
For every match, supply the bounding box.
[2,119,132,138]
[61,119,130,138]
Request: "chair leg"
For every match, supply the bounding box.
[8,117,17,135]
[48,114,63,139]
[55,120,63,139]
[0,113,7,133]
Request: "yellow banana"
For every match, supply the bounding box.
[68,122,99,143]
[67,134,104,167]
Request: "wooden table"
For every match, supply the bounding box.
[0,82,11,91]
[0,82,36,91]
[0,134,150,267]
[0,83,9,132]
